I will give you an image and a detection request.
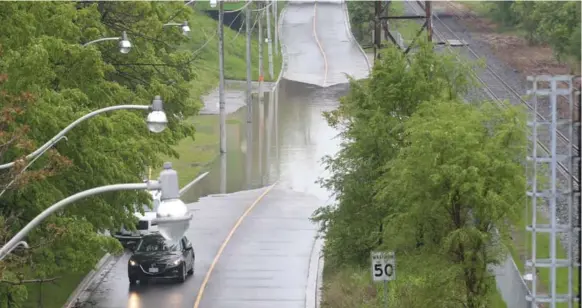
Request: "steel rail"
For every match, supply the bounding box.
[404,0,579,186]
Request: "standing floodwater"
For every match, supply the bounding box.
[181,79,348,204]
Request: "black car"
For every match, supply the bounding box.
[127,232,195,285]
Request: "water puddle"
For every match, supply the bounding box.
[181,79,350,204]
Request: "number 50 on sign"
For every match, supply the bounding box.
[371,251,395,282]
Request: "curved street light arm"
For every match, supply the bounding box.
[0,241,29,258]
[0,136,69,199]
[83,36,121,47]
[163,22,182,27]
[0,181,161,261]
[0,105,150,170]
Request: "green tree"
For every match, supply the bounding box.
[375,99,526,307]
[314,42,525,306]
[485,1,518,28]
[0,2,200,305]
[528,1,581,62]
[312,42,475,268]
[346,1,374,44]
[511,1,540,44]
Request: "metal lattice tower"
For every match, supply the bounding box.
[526,75,580,308]
[575,86,581,307]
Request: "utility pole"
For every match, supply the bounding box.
[245,0,253,188]
[367,1,440,55]
[258,1,264,101]
[373,1,382,62]
[266,0,274,80]
[273,0,278,56]
[218,0,226,154]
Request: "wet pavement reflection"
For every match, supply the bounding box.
[180,80,350,204]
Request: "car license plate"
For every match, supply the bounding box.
[149,267,158,273]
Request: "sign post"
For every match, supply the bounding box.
[371,251,395,308]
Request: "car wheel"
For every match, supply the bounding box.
[187,251,195,275]
[178,263,186,283]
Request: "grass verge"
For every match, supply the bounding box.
[196,1,247,11]
[161,2,284,188]
[505,207,579,308]
[321,253,507,308]
[23,251,105,308]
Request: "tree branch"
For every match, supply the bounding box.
[0,276,60,285]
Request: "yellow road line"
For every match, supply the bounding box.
[312,2,328,87]
[193,182,278,308]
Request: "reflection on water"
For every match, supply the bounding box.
[181,79,350,204]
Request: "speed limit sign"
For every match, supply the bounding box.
[371,251,395,282]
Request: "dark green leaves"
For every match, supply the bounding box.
[316,42,526,307]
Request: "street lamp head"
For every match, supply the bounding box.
[210,0,217,8]
[119,31,132,54]
[147,95,168,133]
[155,162,192,241]
[181,21,191,36]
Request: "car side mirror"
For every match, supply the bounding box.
[127,241,137,252]
[185,243,192,251]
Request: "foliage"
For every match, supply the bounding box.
[485,1,518,27]
[315,42,526,307]
[482,1,581,62]
[0,1,282,306]
[322,251,507,308]
[0,1,284,305]
[346,1,374,44]
[376,99,526,307]
[313,42,474,267]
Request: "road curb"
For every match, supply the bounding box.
[179,171,210,197]
[275,4,289,87]
[341,0,372,73]
[315,239,324,308]
[306,235,324,308]
[64,252,115,308]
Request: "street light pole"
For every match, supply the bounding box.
[265,0,274,80]
[0,163,191,260]
[258,1,264,101]
[218,0,227,154]
[83,31,132,54]
[0,96,168,170]
[0,182,155,261]
[273,0,278,56]
[245,0,253,190]
[163,21,191,36]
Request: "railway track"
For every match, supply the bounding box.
[404,0,580,187]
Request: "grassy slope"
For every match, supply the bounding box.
[159,3,284,186]
[23,5,284,308]
[321,257,507,308]
[196,1,247,11]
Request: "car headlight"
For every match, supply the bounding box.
[129,260,138,267]
[172,259,182,266]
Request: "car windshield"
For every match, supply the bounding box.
[136,236,179,252]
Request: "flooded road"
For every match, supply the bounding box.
[82,1,370,307]
[181,80,349,203]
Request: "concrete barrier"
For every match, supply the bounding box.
[493,253,535,308]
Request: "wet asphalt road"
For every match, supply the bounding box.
[82,1,369,307]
